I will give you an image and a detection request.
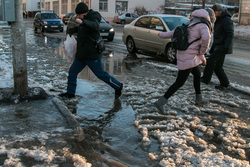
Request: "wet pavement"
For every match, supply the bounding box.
[0,19,249,166]
[0,20,157,166]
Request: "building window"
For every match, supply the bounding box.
[37,2,40,9]
[71,0,77,13]
[23,3,26,12]
[45,2,50,11]
[115,1,128,15]
[62,0,68,14]
[53,1,59,15]
[99,0,108,12]
[84,0,90,7]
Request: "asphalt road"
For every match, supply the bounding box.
[112,24,250,88]
[25,19,250,88]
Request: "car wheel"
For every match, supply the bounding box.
[121,20,126,24]
[164,44,177,64]
[126,37,136,53]
[108,37,114,41]
[33,24,37,32]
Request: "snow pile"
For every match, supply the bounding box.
[0,33,13,88]
[234,25,250,40]
[0,145,91,167]
[0,128,91,166]
[124,61,250,166]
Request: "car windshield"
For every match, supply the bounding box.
[67,13,74,16]
[162,17,189,30]
[41,13,59,19]
[100,17,106,23]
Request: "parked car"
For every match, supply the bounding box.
[122,14,189,63]
[231,13,239,23]
[67,14,115,41]
[33,12,64,32]
[113,13,138,24]
[62,12,75,25]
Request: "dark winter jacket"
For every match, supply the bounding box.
[210,9,234,54]
[69,9,101,60]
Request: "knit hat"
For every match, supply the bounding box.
[212,4,223,11]
[75,2,89,14]
[205,8,216,23]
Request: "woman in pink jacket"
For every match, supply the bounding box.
[155,8,216,114]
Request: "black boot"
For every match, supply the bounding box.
[154,96,168,114]
[59,92,75,98]
[215,84,229,90]
[115,83,123,98]
[195,94,208,105]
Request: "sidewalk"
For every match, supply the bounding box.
[0,21,91,166]
[1,19,250,166]
[0,87,85,165]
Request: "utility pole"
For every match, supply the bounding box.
[10,0,28,96]
[202,0,206,9]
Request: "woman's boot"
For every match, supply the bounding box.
[195,94,208,105]
[154,96,168,114]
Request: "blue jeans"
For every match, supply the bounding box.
[67,58,122,95]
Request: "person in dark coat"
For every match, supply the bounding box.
[201,4,234,90]
[60,2,123,98]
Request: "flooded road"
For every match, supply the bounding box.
[21,20,159,166]
[0,19,249,166]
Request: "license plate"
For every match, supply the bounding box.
[100,33,108,36]
[51,26,58,28]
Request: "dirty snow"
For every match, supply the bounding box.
[124,64,250,166]
[0,22,250,166]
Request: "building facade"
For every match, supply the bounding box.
[240,0,250,25]
[22,0,40,12]
[39,0,165,22]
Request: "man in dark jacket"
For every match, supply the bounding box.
[60,2,123,98]
[201,4,234,90]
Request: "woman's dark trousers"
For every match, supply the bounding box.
[164,66,201,99]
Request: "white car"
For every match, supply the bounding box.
[231,13,239,23]
[113,13,138,24]
[122,14,189,63]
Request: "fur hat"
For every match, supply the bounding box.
[75,2,89,14]
[205,8,216,23]
[212,4,223,11]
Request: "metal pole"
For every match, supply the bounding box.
[10,0,28,96]
[202,0,205,9]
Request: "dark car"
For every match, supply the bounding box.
[100,17,115,41]
[33,12,64,33]
[62,13,75,25]
[67,14,115,41]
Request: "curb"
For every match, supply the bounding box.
[52,97,84,141]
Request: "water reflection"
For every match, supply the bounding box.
[32,34,63,48]
[56,42,142,81]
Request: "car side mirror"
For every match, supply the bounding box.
[156,26,164,31]
[106,21,109,24]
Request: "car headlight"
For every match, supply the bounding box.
[109,28,114,32]
[43,21,47,24]
[60,20,63,24]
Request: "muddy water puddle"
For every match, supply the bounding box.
[54,42,158,166]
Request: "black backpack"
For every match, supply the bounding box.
[172,20,210,51]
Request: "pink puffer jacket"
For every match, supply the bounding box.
[159,9,212,70]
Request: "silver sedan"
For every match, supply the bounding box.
[122,14,189,63]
